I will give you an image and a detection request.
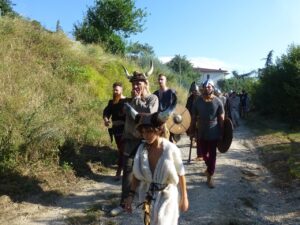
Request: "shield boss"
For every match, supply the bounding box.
[166,104,191,134]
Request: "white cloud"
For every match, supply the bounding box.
[189,57,231,70]
[158,56,253,74]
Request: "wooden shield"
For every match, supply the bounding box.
[166,104,191,135]
[217,118,233,153]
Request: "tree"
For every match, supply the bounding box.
[166,55,200,88]
[253,44,300,123]
[56,20,63,33]
[232,70,256,79]
[126,41,154,58]
[166,55,194,74]
[0,0,16,16]
[73,0,147,55]
[264,50,274,67]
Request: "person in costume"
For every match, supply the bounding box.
[153,73,177,142]
[190,79,224,188]
[228,91,240,128]
[103,82,128,178]
[110,63,159,216]
[124,110,189,225]
[186,81,202,161]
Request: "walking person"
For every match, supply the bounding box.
[186,81,202,161]
[228,91,240,128]
[153,73,177,142]
[103,82,127,179]
[110,66,159,216]
[240,90,250,119]
[124,111,189,225]
[190,79,224,188]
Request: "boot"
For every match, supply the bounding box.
[207,174,215,188]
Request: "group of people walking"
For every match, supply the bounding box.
[103,66,188,224]
[102,64,245,224]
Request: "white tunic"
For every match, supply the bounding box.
[133,138,185,225]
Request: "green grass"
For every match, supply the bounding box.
[246,113,300,182]
[0,16,188,197]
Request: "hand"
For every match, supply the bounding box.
[124,196,133,213]
[179,196,189,212]
[132,88,141,97]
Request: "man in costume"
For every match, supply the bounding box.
[124,110,189,225]
[228,91,240,128]
[215,88,230,118]
[103,82,127,178]
[110,63,159,216]
[190,79,224,188]
[186,82,202,161]
[153,73,177,142]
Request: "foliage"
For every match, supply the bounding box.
[166,55,201,88]
[232,70,256,79]
[73,0,147,55]
[55,20,63,33]
[253,44,300,124]
[264,50,274,67]
[218,77,258,96]
[0,17,123,172]
[126,41,154,58]
[132,55,188,105]
[0,0,16,16]
[0,16,189,175]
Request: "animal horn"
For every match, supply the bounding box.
[145,60,154,77]
[122,65,132,79]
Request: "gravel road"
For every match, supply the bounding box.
[1,121,299,225]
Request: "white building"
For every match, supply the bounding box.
[194,67,230,89]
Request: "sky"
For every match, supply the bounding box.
[13,0,300,73]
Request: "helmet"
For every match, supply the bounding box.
[202,79,215,88]
[189,81,199,93]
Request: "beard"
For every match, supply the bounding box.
[113,93,121,103]
[203,90,213,96]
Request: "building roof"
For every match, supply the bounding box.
[194,67,230,75]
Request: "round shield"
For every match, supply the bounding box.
[166,104,191,135]
[217,118,233,153]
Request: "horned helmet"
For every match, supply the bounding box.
[122,61,154,83]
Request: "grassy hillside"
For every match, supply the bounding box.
[0,16,188,195]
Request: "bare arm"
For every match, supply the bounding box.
[179,175,189,212]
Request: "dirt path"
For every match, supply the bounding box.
[1,121,299,225]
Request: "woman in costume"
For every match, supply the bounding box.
[124,110,189,225]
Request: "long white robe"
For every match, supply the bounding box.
[133,138,185,225]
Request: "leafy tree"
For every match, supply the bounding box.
[73,0,147,55]
[126,41,154,58]
[253,44,300,124]
[167,55,193,74]
[218,77,258,95]
[264,50,274,67]
[232,70,256,79]
[0,0,16,16]
[56,20,63,33]
[166,55,200,88]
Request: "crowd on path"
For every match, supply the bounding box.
[102,63,251,225]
